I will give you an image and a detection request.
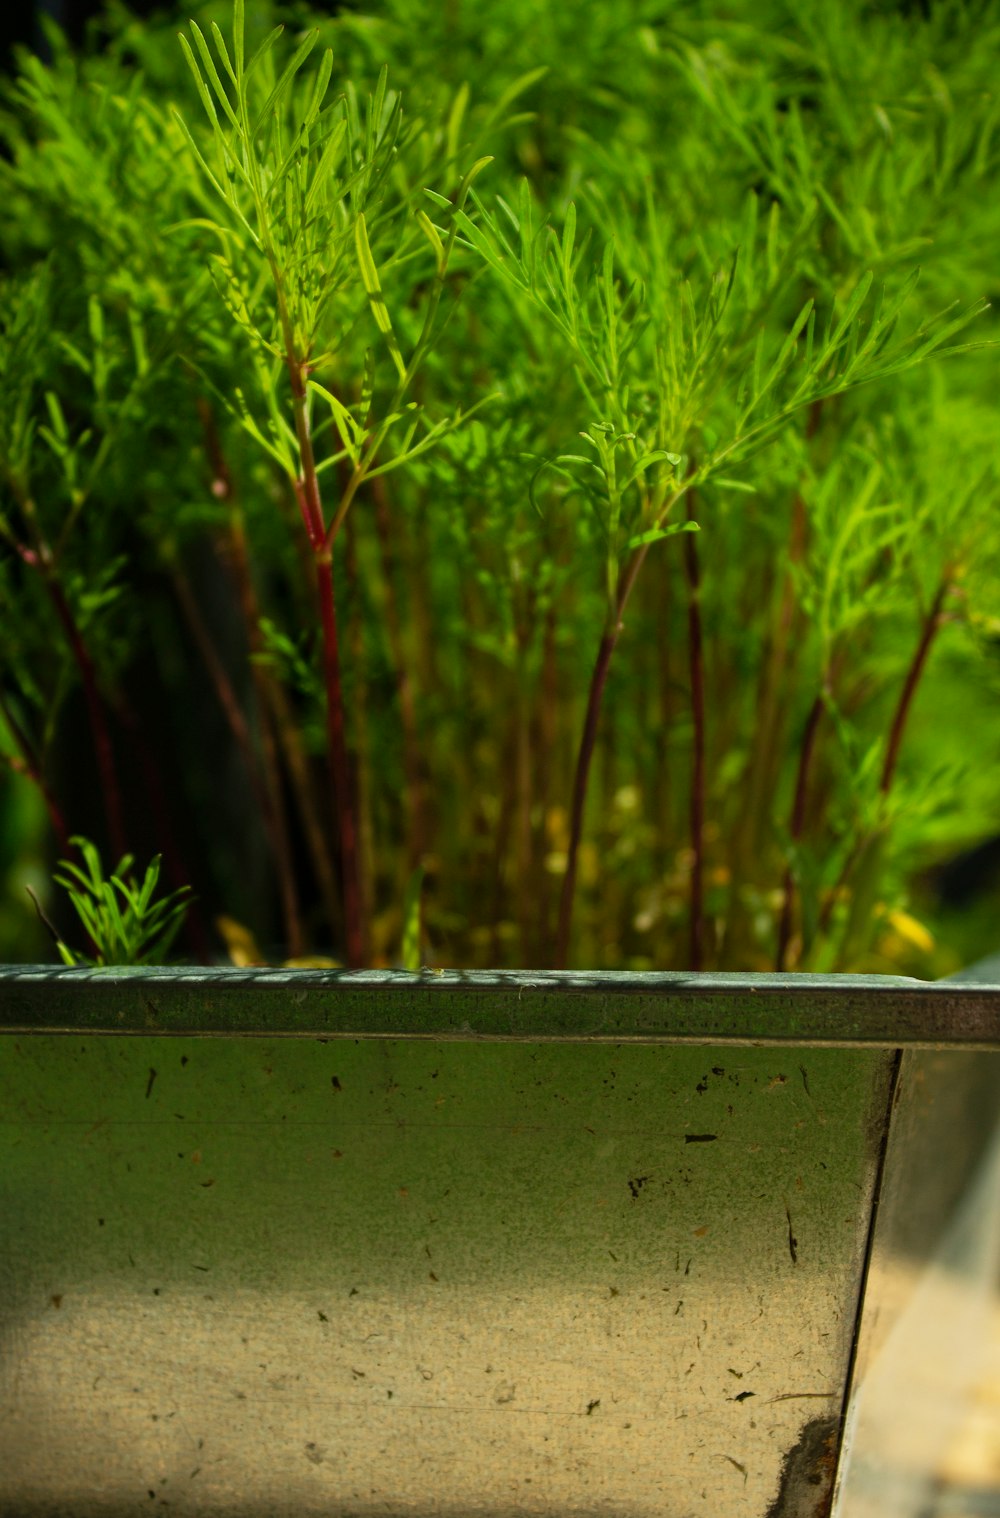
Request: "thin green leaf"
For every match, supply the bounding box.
[189,21,240,129]
[416,210,446,276]
[355,213,407,380]
[627,521,700,549]
[252,30,318,136]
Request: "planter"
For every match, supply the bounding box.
[0,965,997,1518]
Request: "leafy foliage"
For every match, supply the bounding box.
[51,837,192,966]
[0,0,998,974]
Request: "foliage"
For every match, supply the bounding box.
[50,837,192,965]
[0,0,998,974]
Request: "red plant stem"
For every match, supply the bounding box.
[775,689,826,971]
[344,513,374,932]
[5,477,126,860]
[279,301,365,966]
[197,397,232,500]
[728,403,820,952]
[554,628,619,969]
[40,564,127,862]
[169,561,300,955]
[533,601,559,963]
[515,658,535,966]
[0,687,70,851]
[682,491,706,970]
[554,538,654,969]
[204,388,342,947]
[220,488,336,947]
[818,575,952,940]
[316,545,364,967]
[170,565,270,804]
[880,577,951,794]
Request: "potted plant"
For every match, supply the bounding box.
[0,1,998,1513]
[2,0,999,974]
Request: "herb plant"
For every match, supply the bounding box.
[1,0,998,975]
[45,836,192,966]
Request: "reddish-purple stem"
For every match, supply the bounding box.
[315,545,364,968]
[554,540,653,969]
[554,628,619,969]
[775,689,826,970]
[818,575,952,938]
[285,338,365,967]
[198,403,311,952]
[40,565,127,861]
[682,491,705,970]
[0,687,70,851]
[880,578,951,795]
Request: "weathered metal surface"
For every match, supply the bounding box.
[2,965,1000,1047]
[1,1028,893,1516]
[0,967,996,1517]
[832,1050,1000,1517]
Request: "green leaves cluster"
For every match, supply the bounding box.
[0,0,998,974]
[52,838,192,966]
[174,0,495,511]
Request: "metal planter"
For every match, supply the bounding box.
[1,965,998,1517]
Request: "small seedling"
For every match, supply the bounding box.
[48,837,192,967]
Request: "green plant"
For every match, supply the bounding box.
[171,0,493,965]
[45,836,192,966]
[0,0,998,976]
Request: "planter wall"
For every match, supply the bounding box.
[0,967,997,1518]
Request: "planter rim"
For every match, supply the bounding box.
[2,963,999,1048]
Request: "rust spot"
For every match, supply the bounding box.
[49,1294,63,1309]
[765,1417,839,1517]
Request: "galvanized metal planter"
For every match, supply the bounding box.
[1,966,998,1518]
